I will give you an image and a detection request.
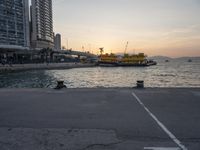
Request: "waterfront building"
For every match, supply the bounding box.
[54,33,61,50]
[0,0,30,49]
[30,0,54,49]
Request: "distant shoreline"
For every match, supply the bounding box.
[0,63,96,73]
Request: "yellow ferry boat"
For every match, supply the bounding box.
[119,53,147,66]
[98,53,157,67]
[98,53,119,66]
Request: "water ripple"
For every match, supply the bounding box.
[0,61,200,88]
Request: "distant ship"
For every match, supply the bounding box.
[165,60,169,62]
[188,59,192,62]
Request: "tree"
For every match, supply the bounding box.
[62,46,66,50]
[39,48,53,63]
[99,47,104,55]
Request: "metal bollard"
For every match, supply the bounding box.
[137,80,144,88]
[55,80,67,89]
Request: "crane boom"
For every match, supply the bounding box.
[124,41,129,54]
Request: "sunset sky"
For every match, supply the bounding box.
[52,0,200,57]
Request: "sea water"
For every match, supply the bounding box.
[0,58,200,88]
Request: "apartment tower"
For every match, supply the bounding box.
[31,0,54,49]
[0,0,30,49]
[54,33,61,50]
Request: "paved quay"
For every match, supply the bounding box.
[0,63,95,73]
[0,88,200,150]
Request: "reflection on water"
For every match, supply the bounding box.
[0,59,200,88]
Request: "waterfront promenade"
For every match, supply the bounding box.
[0,88,200,150]
[0,63,95,73]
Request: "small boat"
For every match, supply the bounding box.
[165,60,169,62]
[146,60,157,66]
[188,59,192,62]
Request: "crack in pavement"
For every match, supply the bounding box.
[79,140,125,150]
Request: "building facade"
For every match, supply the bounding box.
[0,0,30,49]
[54,33,61,50]
[31,0,54,49]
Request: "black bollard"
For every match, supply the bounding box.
[55,81,67,89]
[137,80,144,88]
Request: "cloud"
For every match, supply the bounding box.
[162,24,200,39]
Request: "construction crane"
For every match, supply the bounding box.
[124,41,129,54]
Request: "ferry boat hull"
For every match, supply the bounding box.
[98,61,157,67]
[98,62,118,67]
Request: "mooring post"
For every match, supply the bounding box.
[55,80,67,89]
[137,80,144,88]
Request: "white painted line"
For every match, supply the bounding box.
[131,92,187,150]
[144,147,180,150]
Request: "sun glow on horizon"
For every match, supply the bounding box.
[53,0,200,57]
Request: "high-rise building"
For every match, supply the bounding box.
[31,0,54,49]
[0,0,30,49]
[54,33,61,50]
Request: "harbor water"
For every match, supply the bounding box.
[0,59,200,88]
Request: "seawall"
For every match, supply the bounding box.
[0,63,96,73]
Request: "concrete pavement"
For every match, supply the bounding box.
[0,88,199,150]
